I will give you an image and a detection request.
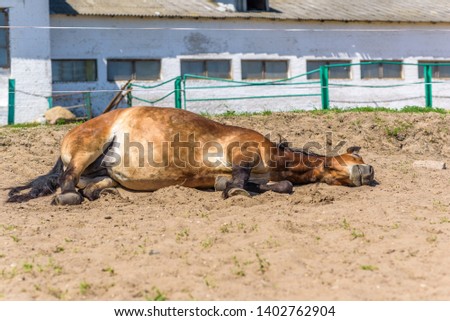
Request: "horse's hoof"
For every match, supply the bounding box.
[99,188,120,197]
[214,176,230,191]
[52,192,83,205]
[227,188,251,198]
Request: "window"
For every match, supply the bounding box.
[418,61,450,79]
[361,61,402,79]
[181,60,231,79]
[307,60,351,80]
[52,60,97,82]
[242,60,288,80]
[107,59,161,81]
[247,0,268,11]
[236,0,269,12]
[0,9,9,68]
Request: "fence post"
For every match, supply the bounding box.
[125,83,132,107]
[83,92,93,119]
[320,66,329,110]
[47,96,54,109]
[182,77,187,110]
[424,65,433,108]
[8,79,15,125]
[174,76,182,109]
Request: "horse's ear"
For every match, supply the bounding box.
[277,134,290,150]
[278,141,290,150]
[347,146,361,154]
[278,134,288,143]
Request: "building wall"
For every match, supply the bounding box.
[47,16,450,115]
[0,0,52,125]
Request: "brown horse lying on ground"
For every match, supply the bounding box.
[8,107,374,205]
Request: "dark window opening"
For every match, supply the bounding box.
[307,60,351,80]
[247,0,267,11]
[361,61,402,79]
[242,60,288,80]
[181,60,231,79]
[107,59,161,81]
[0,8,9,68]
[418,61,450,79]
[52,60,97,83]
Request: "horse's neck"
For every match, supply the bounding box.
[284,149,327,170]
[269,149,328,182]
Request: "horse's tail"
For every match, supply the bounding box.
[7,157,64,203]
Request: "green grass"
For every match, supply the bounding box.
[175,228,190,243]
[342,219,365,240]
[23,263,33,273]
[308,106,448,114]
[361,265,378,271]
[351,230,366,240]
[216,110,274,117]
[3,106,448,129]
[79,281,92,295]
[102,267,115,276]
[4,122,42,129]
[200,237,215,249]
[54,246,65,253]
[220,223,232,233]
[210,106,448,117]
[231,256,246,277]
[145,287,167,301]
[3,120,85,129]
[256,253,270,274]
[385,120,413,138]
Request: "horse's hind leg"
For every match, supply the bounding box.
[52,152,105,205]
[52,163,85,205]
[79,176,118,201]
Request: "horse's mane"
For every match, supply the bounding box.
[276,141,325,157]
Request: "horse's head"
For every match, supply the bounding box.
[320,146,375,187]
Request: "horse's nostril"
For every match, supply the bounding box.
[350,165,374,186]
[363,165,375,183]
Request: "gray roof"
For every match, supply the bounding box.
[50,0,450,23]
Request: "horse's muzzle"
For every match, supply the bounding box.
[350,164,375,186]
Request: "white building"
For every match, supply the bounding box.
[0,0,52,124]
[2,0,450,124]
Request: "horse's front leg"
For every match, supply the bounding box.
[222,162,252,199]
[217,179,293,196]
[258,180,293,194]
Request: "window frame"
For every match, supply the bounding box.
[241,59,289,80]
[360,60,403,80]
[418,60,450,79]
[107,59,161,82]
[306,60,352,80]
[181,59,232,79]
[52,59,98,83]
[0,8,10,69]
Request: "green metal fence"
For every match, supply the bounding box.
[128,61,450,111]
[8,79,15,125]
[47,92,93,120]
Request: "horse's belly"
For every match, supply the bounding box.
[108,166,226,191]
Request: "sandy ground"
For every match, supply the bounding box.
[0,111,449,301]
